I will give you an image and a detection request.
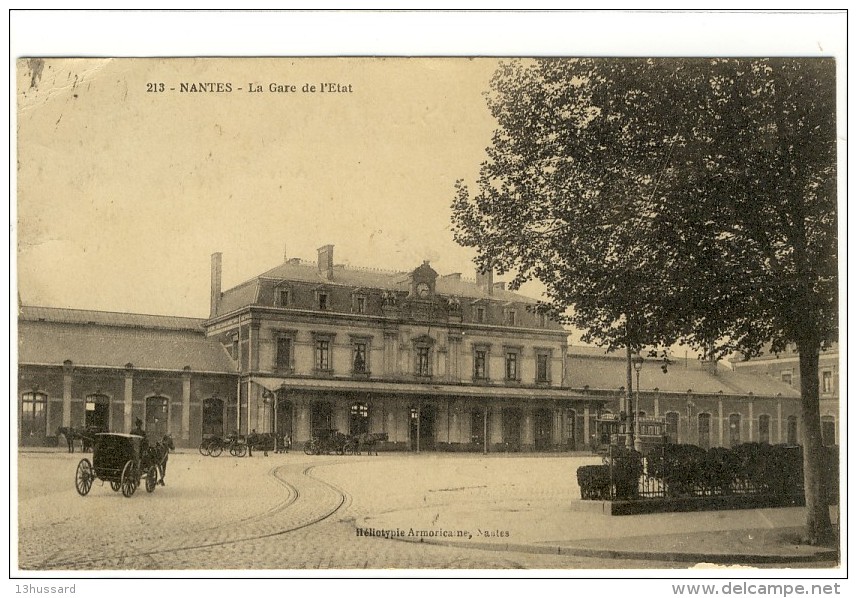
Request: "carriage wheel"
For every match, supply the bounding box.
[75,459,94,496]
[199,441,211,457]
[344,444,355,456]
[209,443,223,457]
[110,481,121,492]
[121,461,138,497]
[236,444,248,457]
[145,465,158,493]
[303,442,315,456]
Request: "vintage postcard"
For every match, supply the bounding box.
[11,11,846,589]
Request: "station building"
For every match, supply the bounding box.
[17,245,803,450]
[730,343,840,446]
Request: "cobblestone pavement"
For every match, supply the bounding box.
[17,451,694,571]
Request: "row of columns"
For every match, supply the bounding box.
[257,392,591,449]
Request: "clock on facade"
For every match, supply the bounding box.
[416,282,431,298]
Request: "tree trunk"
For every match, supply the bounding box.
[798,345,835,546]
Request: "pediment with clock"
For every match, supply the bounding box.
[408,261,438,300]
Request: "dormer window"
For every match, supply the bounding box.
[277,288,290,307]
[317,292,329,311]
[475,306,486,324]
[538,312,548,328]
[506,309,517,326]
[352,293,368,314]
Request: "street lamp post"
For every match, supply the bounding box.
[263,389,278,453]
[632,353,644,453]
[625,345,634,447]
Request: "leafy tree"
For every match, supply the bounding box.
[452,58,837,545]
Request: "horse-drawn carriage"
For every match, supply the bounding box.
[74,432,172,498]
[302,429,389,456]
[199,433,248,457]
[303,428,355,455]
[199,432,288,457]
[57,425,101,453]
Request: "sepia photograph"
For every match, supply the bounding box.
[9,9,846,588]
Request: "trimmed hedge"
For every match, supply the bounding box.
[577,464,611,500]
[578,442,838,503]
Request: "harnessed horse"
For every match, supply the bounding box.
[145,434,174,485]
[247,432,276,456]
[56,427,96,453]
[353,432,388,456]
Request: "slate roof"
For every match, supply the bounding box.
[19,305,206,331]
[218,259,540,314]
[566,346,799,398]
[18,307,235,373]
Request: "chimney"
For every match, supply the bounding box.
[493,282,506,292]
[318,244,334,280]
[444,273,462,281]
[476,267,494,295]
[287,257,301,265]
[210,252,222,318]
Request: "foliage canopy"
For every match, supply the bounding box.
[452,58,837,359]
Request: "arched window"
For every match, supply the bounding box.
[85,393,110,432]
[758,414,771,444]
[350,402,369,435]
[146,396,169,438]
[202,397,224,437]
[665,412,679,443]
[787,415,799,445]
[21,391,48,443]
[565,409,577,448]
[311,401,333,432]
[728,413,741,447]
[697,412,711,449]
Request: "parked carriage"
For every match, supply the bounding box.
[199,433,248,457]
[74,433,159,498]
[303,428,355,455]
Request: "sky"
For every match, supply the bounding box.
[17,57,513,318]
[11,11,847,350]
